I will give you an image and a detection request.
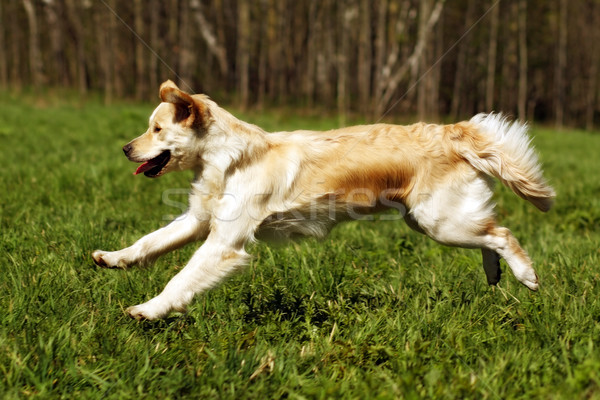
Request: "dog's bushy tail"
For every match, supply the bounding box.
[463,113,555,212]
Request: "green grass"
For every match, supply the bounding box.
[1,91,599,399]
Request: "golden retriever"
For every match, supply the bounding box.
[92,80,555,320]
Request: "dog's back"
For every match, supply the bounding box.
[264,116,554,214]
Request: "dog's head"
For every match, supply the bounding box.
[123,80,212,177]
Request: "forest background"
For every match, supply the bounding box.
[1,0,596,129]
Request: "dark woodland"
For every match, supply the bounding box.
[1,0,599,128]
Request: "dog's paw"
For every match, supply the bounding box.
[514,268,539,291]
[126,302,167,321]
[126,296,187,321]
[92,250,129,269]
[522,272,539,291]
[126,305,152,321]
[92,250,109,267]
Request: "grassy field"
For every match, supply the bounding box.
[1,91,599,399]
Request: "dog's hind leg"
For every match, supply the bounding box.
[408,209,506,288]
[480,226,538,290]
[420,213,538,290]
[408,172,538,290]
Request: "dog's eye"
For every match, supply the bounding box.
[154,126,162,133]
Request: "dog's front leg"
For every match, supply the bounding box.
[126,234,250,320]
[92,213,209,269]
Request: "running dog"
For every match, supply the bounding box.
[92,80,555,320]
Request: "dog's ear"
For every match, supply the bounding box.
[159,80,210,128]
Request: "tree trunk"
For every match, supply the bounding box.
[586,53,598,131]
[517,0,528,121]
[167,0,179,82]
[303,1,319,107]
[22,0,45,87]
[276,0,289,101]
[95,3,112,104]
[357,0,372,109]
[337,1,356,125]
[555,0,567,129]
[315,2,334,105]
[43,0,67,86]
[417,0,433,120]
[178,0,193,91]
[585,2,599,130]
[429,8,444,120]
[267,0,279,100]
[108,2,123,98]
[0,1,7,87]
[372,0,388,117]
[133,0,146,100]
[388,0,412,114]
[237,0,250,109]
[256,0,268,107]
[8,3,22,88]
[450,0,474,119]
[500,2,518,115]
[64,0,87,95]
[148,0,159,98]
[215,0,228,88]
[485,0,499,111]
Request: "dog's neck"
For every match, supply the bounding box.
[196,104,270,182]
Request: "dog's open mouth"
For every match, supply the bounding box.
[133,150,171,177]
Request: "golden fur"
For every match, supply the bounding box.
[93,81,555,320]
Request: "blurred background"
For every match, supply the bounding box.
[1,0,597,129]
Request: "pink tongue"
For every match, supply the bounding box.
[134,161,153,175]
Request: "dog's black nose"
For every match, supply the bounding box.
[123,143,132,156]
